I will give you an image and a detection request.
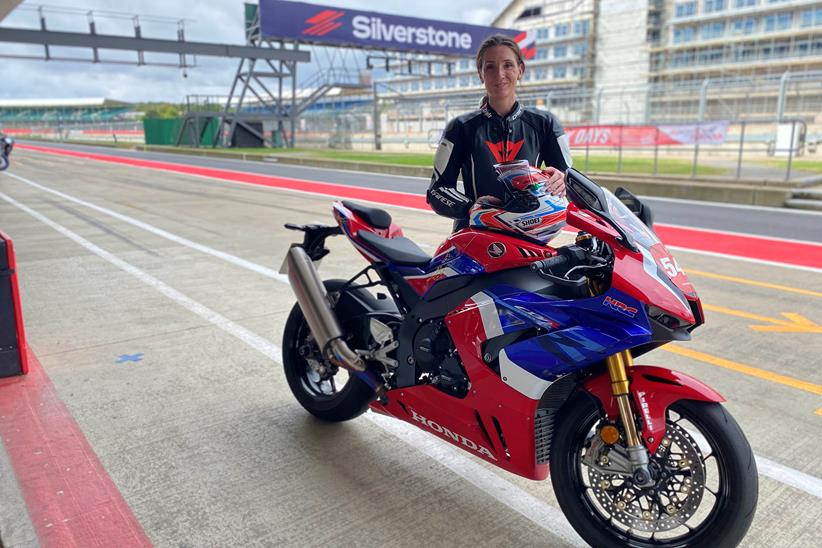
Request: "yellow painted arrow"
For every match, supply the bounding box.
[701,304,822,333]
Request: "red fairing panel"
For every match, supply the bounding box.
[566,206,696,324]
[370,294,549,480]
[584,366,724,454]
[439,228,557,274]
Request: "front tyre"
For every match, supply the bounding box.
[551,396,758,548]
[282,279,375,422]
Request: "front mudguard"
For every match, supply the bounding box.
[583,365,724,455]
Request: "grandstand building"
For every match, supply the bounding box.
[376,0,822,124]
[0,98,135,126]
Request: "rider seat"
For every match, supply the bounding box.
[358,230,431,267]
[342,201,392,230]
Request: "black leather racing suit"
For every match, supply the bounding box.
[427,101,572,231]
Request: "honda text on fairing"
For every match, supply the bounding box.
[0,136,13,171]
[280,161,758,547]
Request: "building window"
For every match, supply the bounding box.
[673,26,695,43]
[533,68,547,80]
[800,8,822,28]
[459,76,470,87]
[700,21,725,39]
[675,2,697,18]
[554,45,567,58]
[573,43,588,57]
[446,77,456,89]
[458,59,470,70]
[536,27,550,40]
[553,66,567,79]
[517,6,542,20]
[734,0,756,7]
[410,81,420,91]
[573,20,590,36]
[555,23,569,37]
[422,80,432,90]
[764,12,792,32]
[434,79,444,89]
[703,0,725,13]
[733,17,757,34]
[572,66,585,78]
[536,47,548,59]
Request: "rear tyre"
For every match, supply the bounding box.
[551,395,758,547]
[282,279,375,422]
[0,154,8,171]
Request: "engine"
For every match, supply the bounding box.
[412,320,469,397]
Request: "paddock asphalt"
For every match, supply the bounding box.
[0,146,820,547]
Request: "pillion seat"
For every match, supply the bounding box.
[342,201,392,230]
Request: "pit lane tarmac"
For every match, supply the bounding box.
[0,147,820,547]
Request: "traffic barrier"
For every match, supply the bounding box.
[0,230,28,377]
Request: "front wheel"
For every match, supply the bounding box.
[551,396,758,547]
[282,279,375,422]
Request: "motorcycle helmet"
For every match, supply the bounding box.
[468,160,567,243]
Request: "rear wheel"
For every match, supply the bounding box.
[282,280,375,422]
[0,154,8,171]
[551,396,758,547]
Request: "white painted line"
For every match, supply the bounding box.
[0,191,284,363]
[668,245,822,275]
[642,195,822,217]
[756,455,822,501]
[0,190,585,545]
[365,412,586,546]
[659,222,822,248]
[6,172,822,500]
[3,172,291,284]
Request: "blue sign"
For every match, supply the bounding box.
[258,0,534,58]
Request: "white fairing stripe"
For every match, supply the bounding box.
[499,349,553,400]
[472,292,503,338]
[557,134,573,168]
[434,137,455,176]
[639,247,689,309]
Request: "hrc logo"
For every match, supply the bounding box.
[603,295,638,317]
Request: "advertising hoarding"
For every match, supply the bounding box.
[259,0,535,59]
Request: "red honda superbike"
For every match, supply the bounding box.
[281,165,758,547]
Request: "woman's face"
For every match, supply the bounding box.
[479,45,523,102]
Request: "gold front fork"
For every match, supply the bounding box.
[606,350,642,447]
[606,349,653,486]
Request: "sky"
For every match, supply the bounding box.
[0,0,503,102]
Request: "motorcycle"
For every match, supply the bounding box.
[281,162,758,547]
[0,136,14,171]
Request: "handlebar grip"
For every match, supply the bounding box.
[530,254,570,271]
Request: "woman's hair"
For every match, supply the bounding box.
[475,34,525,72]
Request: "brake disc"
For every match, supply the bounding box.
[586,421,707,532]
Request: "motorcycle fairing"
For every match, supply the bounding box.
[483,287,653,383]
[371,289,551,480]
[583,366,725,454]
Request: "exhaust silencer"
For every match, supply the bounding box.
[286,246,365,372]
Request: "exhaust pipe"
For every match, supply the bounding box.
[286,245,365,372]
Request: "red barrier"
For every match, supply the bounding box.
[0,230,28,376]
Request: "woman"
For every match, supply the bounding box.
[427,34,573,231]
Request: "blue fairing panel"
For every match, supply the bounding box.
[492,288,652,381]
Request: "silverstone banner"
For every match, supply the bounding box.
[258,0,535,58]
[566,121,729,147]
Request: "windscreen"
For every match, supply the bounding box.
[601,188,661,252]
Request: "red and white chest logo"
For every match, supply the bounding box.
[485,139,524,163]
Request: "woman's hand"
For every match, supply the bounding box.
[476,195,502,207]
[541,167,566,197]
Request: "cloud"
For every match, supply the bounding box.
[0,0,506,102]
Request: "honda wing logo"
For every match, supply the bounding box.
[303,10,345,36]
[485,139,524,163]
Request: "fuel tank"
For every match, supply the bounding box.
[405,229,558,296]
